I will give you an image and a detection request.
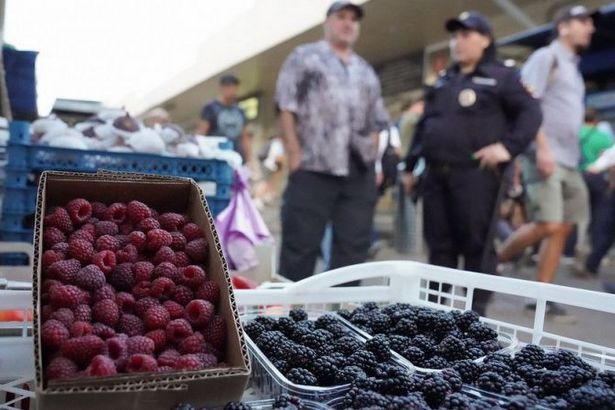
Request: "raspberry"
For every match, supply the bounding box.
[46,357,78,380]
[158,213,185,232]
[51,241,70,253]
[127,354,158,373]
[153,262,179,282]
[185,299,214,328]
[44,208,74,234]
[41,304,54,321]
[105,202,127,224]
[179,265,206,288]
[69,229,94,244]
[108,263,135,291]
[163,300,185,319]
[157,366,173,373]
[61,335,105,366]
[42,250,65,271]
[48,259,81,284]
[185,239,207,262]
[127,200,152,223]
[92,250,117,274]
[86,354,117,377]
[70,321,93,337]
[116,292,136,313]
[42,319,69,350]
[127,335,155,355]
[175,354,203,371]
[133,261,154,282]
[81,223,96,238]
[50,308,75,328]
[49,284,82,309]
[179,334,205,354]
[150,278,175,301]
[182,223,203,241]
[116,244,138,263]
[133,281,152,299]
[173,285,194,306]
[42,280,62,294]
[145,329,167,352]
[73,304,92,322]
[92,323,116,339]
[169,232,187,251]
[93,284,116,303]
[174,251,190,267]
[67,239,94,264]
[158,349,181,367]
[153,246,176,265]
[106,336,128,360]
[202,315,226,350]
[74,264,105,291]
[147,229,173,252]
[95,234,120,251]
[66,198,92,225]
[120,223,135,235]
[150,208,159,219]
[128,231,147,251]
[166,318,194,343]
[137,217,161,233]
[91,202,107,219]
[197,353,218,368]
[195,281,220,305]
[144,305,171,330]
[135,297,161,318]
[93,299,120,326]
[44,227,66,248]
[118,314,145,336]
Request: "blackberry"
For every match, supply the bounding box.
[479,339,501,354]
[356,302,379,314]
[446,329,465,340]
[542,352,563,370]
[290,324,312,342]
[452,360,481,383]
[391,318,417,337]
[440,392,473,410]
[560,364,596,388]
[503,395,538,410]
[365,334,392,362]
[328,352,347,368]
[255,331,289,357]
[483,352,514,367]
[516,365,545,386]
[381,372,416,396]
[335,365,367,385]
[310,355,340,386]
[431,312,457,337]
[565,383,615,408]
[299,329,334,355]
[385,334,411,353]
[336,308,352,320]
[333,335,362,356]
[253,316,277,330]
[386,393,429,410]
[477,371,506,393]
[416,309,438,331]
[512,344,545,369]
[272,359,291,374]
[173,404,195,410]
[243,321,265,340]
[465,346,485,360]
[437,335,467,361]
[411,335,436,356]
[321,323,347,339]
[272,393,303,410]
[441,368,463,392]
[350,312,370,327]
[503,381,530,396]
[354,375,386,394]
[420,373,451,408]
[351,390,389,408]
[348,349,379,375]
[422,355,450,369]
[481,360,513,379]
[537,395,570,410]
[314,313,338,329]
[224,402,252,410]
[367,313,392,334]
[542,369,574,395]
[467,322,497,342]
[286,368,318,386]
[286,344,317,368]
[530,385,546,399]
[275,317,298,337]
[598,370,615,387]
[454,310,480,331]
[555,349,584,367]
[401,346,425,364]
[288,308,307,322]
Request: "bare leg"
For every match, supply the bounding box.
[537,223,572,283]
[499,222,560,262]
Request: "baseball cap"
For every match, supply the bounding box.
[553,5,598,25]
[219,74,240,85]
[445,11,493,36]
[326,1,364,20]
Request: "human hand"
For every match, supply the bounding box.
[402,172,415,195]
[473,143,511,170]
[536,145,555,178]
[375,171,384,187]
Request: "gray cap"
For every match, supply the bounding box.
[326,1,364,20]
[219,74,240,85]
[554,5,598,25]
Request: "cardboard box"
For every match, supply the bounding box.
[32,171,251,409]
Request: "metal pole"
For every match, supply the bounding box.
[492,0,537,30]
[0,0,12,120]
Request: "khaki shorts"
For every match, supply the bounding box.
[521,156,589,224]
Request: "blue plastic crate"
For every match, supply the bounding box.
[3,168,33,188]
[8,121,31,144]
[1,186,37,213]
[3,49,38,119]
[206,197,231,217]
[0,227,33,242]
[0,252,30,266]
[0,211,33,231]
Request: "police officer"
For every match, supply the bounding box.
[402,11,542,315]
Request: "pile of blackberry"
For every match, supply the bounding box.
[171,393,306,410]
[244,309,400,387]
[340,303,501,369]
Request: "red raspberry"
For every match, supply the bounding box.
[157,366,174,373]
[48,259,81,284]
[61,335,105,366]
[174,251,190,267]
[195,281,220,305]
[67,239,94,264]
[92,299,120,327]
[92,284,116,303]
[86,354,117,377]
[92,250,117,274]
[153,246,176,265]
[166,318,193,343]
[135,297,160,318]
[173,285,194,306]
[143,305,171,330]
[185,299,214,328]
[66,198,92,225]
[132,261,154,282]
[175,354,203,371]
[70,321,93,337]
[182,223,203,241]
[41,304,54,321]
[104,202,127,224]
[87,217,99,224]
[92,323,116,340]
[132,281,152,300]
[158,213,186,232]
[49,284,82,309]
[119,223,135,235]
[127,200,152,223]
[179,334,205,354]
[69,229,94,244]
[163,300,185,320]
[91,202,107,219]
[197,353,218,369]
[42,279,62,293]
[108,263,135,291]
[150,208,160,219]
[157,349,181,367]
[95,221,119,238]
[127,353,157,373]
[185,239,208,263]
[95,234,120,251]
[137,217,160,233]
[46,357,78,380]
[81,223,96,238]
[169,232,187,251]
[145,329,167,352]
[116,244,138,264]
[50,307,74,328]
[115,234,130,248]
[106,336,128,360]
[152,262,179,282]
[150,277,176,300]
[202,315,226,350]
[128,231,147,251]
[118,314,145,336]
[74,264,105,290]
[127,335,155,355]
[44,207,74,234]
[116,292,136,313]
[51,241,70,254]
[42,319,69,350]
[179,265,206,288]
[44,227,66,248]
[73,304,92,322]
[42,250,65,271]
[147,229,173,252]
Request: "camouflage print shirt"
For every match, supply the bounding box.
[275,40,389,176]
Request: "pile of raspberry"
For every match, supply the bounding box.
[40,198,227,381]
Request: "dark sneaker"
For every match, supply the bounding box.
[546,302,576,324]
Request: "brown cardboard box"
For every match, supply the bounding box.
[32,171,251,409]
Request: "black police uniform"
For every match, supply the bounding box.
[405,51,542,312]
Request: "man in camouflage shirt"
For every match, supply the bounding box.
[275,1,389,281]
